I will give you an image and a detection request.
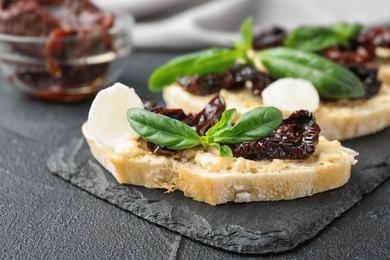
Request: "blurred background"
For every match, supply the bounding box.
[1,0,390,101]
[92,0,390,50]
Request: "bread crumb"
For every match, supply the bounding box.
[234,184,244,191]
[235,192,251,203]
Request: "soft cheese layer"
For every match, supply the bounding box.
[261,78,320,113]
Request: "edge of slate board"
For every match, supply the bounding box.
[47,131,390,254]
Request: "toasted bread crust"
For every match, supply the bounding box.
[84,125,176,188]
[177,159,352,205]
[378,64,390,84]
[82,124,357,205]
[163,83,390,140]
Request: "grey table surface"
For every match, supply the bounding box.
[1,50,389,260]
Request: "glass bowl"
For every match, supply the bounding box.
[0,11,133,102]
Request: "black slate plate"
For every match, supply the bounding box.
[47,127,390,254]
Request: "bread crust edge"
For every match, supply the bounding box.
[82,124,357,206]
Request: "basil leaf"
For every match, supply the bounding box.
[128,106,282,156]
[127,108,201,150]
[284,27,340,52]
[148,48,240,92]
[284,22,361,52]
[192,49,241,73]
[210,143,233,157]
[235,17,253,51]
[330,22,361,43]
[257,47,365,99]
[205,108,237,137]
[213,107,282,144]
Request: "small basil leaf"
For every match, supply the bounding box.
[148,48,240,92]
[210,143,233,157]
[237,17,253,51]
[284,23,362,52]
[330,22,361,43]
[127,108,201,150]
[257,47,365,99]
[214,107,282,144]
[148,48,222,92]
[192,49,241,73]
[205,108,237,137]
[284,27,340,52]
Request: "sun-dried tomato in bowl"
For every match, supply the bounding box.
[0,0,133,102]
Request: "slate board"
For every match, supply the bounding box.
[47,125,390,255]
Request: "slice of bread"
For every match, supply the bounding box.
[82,123,358,206]
[163,82,390,141]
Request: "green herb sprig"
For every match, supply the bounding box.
[284,22,362,52]
[148,48,241,92]
[148,17,254,92]
[127,106,282,157]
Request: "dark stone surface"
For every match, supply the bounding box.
[1,50,390,259]
[46,127,390,254]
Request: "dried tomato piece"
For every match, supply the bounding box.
[151,108,190,121]
[343,64,381,99]
[177,64,274,96]
[320,45,376,65]
[230,110,320,160]
[146,142,177,157]
[355,26,390,48]
[0,0,11,9]
[182,94,226,136]
[0,1,59,38]
[0,0,115,99]
[1,0,67,9]
[253,26,287,51]
[321,26,390,65]
[229,65,275,95]
[141,96,159,111]
[177,71,234,95]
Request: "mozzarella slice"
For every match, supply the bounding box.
[88,82,144,147]
[261,78,320,113]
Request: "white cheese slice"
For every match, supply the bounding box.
[261,78,320,113]
[87,82,144,148]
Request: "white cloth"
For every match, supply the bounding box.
[92,0,390,49]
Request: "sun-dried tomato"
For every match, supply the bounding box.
[321,45,376,65]
[181,94,226,136]
[229,110,320,160]
[0,0,115,101]
[342,64,381,99]
[141,96,159,111]
[253,26,287,51]
[355,26,390,48]
[321,26,390,65]
[177,64,274,96]
[177,72,233,95]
